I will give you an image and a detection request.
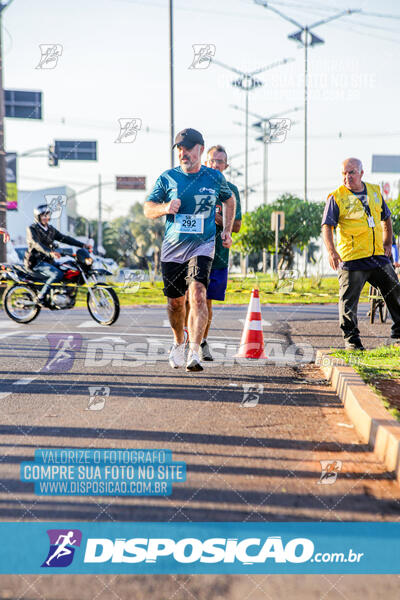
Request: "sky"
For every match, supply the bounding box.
[3,0,400,222]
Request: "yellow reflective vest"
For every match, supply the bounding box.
[329,183,385,262]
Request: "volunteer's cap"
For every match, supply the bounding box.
[173,128,204,149]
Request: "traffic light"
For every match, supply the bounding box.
[48,144,58,167]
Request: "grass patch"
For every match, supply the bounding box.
[0,274,372,307]
[61,274,376,306]
[331,346,400,421]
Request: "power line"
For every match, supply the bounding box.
[360,10,400,20]
[327,20,400,44]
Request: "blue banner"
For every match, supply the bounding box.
[0,522,398,574]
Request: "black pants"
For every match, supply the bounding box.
[338,262,400,342]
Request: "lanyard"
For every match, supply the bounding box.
[352,186,372,218]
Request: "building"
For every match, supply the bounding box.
[7,185,78,248]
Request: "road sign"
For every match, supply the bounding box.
[116,176,146,190]
[372,155,400,173]
[6,153,17,210]
[383,182,390,196]
[5,89,42,119]
[54,140,97,161]
[271,211,285,231]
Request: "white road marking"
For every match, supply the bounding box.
[78,321,100,328]
[0,321,21,328]
[26,334,46,340]
[0,375,39,400]
[14,377,37,385]
[3,330,242,342]
[0,331,22,341]
[92,336,128,344]
[239,319,272,327]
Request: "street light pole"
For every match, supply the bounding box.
[262,122,269,205]
[0,8,6,262]
[304,26,308,202]
[0,2,14,262]
[169,0,174,169]
[98,173,103,254]
[211,57,293,215]
[233,103,301,206]
[245,89,249,214]
[254,1,359,203]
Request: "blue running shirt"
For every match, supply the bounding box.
[146,165,233,263]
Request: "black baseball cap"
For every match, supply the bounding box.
[173,128,205,149]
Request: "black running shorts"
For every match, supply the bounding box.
[161,255,213,298]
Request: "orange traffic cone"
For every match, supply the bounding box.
[235,288,267,359]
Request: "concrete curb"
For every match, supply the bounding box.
[315,349,400,484]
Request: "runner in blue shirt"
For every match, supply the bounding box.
[200,144,242,361]
[144,128,235,372]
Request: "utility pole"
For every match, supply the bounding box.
[211,57,292,277]
[234,104,300,273]
[0,1,14,262]
[169,0,174,169]
[234,104,301,205]
[97,173,103,254]
[254,1,359,203]
[211,57,293,214]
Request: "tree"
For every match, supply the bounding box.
[388,197,400,238]
[128,202,164,271]
[233,194,324,269]
[100,202,164,269]
[103,217,137,266]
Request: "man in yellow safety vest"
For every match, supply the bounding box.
[322,157,400,350]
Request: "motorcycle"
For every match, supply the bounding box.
[0,248,120,325]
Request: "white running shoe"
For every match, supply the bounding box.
[168,331,188,369]
[186,349,203,372]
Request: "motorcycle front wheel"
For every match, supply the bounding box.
[86,285,120,325]
[4,284,41,323]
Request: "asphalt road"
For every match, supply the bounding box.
[0,303,398,520]
[0,303,399,599]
